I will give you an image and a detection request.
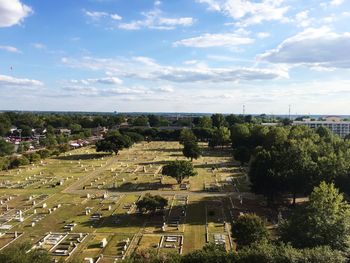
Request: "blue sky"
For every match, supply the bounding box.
[1,0,350,114]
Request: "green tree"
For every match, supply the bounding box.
[148,115,161,127]
[179,129,197,145]
[234,146,251,166]
[181,243,230,263]
[183,141,201,161]
[231,124,251,148]
[232,214,269,248]
[0,243,52,263]
[39,134,57,148]
[123,132,144,143]
[279,182,350,253]
[96,131,133,155]
[132,116,149,126]
[209,127,231,148]
[211,114,227,128]
[37,149,51,159]
[17,142,30,153]
[25,153,41,164]
[249,148,286,205]
[136,194,168,213]
[162,160,197,184]
[0,139,14,157]
[0,157,10,170]
[198,116,212,129]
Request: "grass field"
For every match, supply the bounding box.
[0,141,250,261]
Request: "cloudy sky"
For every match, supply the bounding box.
[0,0,350,114]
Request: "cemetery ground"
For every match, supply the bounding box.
[0,141,269,262]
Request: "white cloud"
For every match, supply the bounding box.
[321,0,344,8]
[70,77,123,85]
[0,74,43,87]
[84,10,122,21]
[174,33,254,48]
[119,3,194,30]
[110,14,122,20]
[0,45,21,53]
[294,10,314,28]
[156,86,174,93]
[330,0,344,6]
[196,0,289,26]
[0,0,32,27]
[32,43,46,49]
[62,56,288,83]
[85,10,108,19]
[59,84,176,98]
[257,32,270,39]
[260,27,350,68]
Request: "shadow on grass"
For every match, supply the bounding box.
[54,153,111,161]
[138,160,169,166]
[79,196,231,231]
[194,161,237,169]
[108,182,174,192]
[144,147,181,152]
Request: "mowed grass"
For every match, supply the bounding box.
[0,141,246,259]
[182,196,207,253]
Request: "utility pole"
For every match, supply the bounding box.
[243,105,246,116]
[288,104,291,120]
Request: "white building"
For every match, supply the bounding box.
[293,116,350,138]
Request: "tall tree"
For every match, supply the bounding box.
[279,182,350,253]
[183,141,201,161]
[232,214,269,248]
[162,160,197,184]
[209,127,231,148]
[0,139,14,157]
[197,116,213,129]
[231,123,251,148]
[234,146,251,166]
[96,131,133,155]
[179,129,197,145]
[136,194,168,213]
[211,114,227,128]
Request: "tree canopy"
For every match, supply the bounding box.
[96,131,133,154]
[279,182,350,253]
[136,194,168,213]
[162,160,197,184]
[232,213,269,248]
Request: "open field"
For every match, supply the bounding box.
[0,141,252,262]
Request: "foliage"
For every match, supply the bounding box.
[0,139,14,157]
[132,116,149,126]
[136,194,168,213]
[211,114,227,128]
[232,214,269,248]
[96,131,133,154]
[181,243,230,263]
[122,132,145,143]
[24,153,41,164]
[233,146,251,165]
[179,129,197,145]
[0,243,52,263]
[162,160,197,184]
[279,182,350,253]
[209,127,231,148]
[183,141,201,161]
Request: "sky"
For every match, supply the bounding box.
[0,0,350,114]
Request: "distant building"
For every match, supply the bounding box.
[55,128,71,136]
[91,126,108,136]
[293,116,350,137]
